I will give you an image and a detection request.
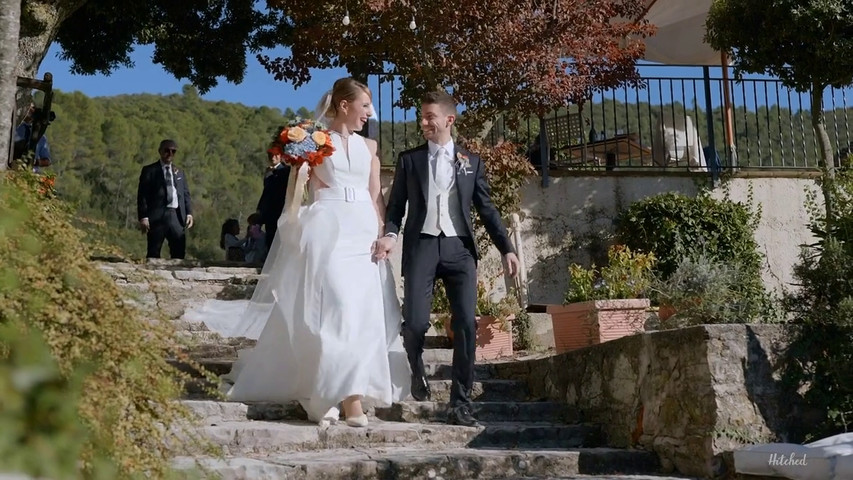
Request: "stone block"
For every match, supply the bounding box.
[173,270,239,282]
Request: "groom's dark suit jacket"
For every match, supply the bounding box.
[385,143,515,276]
[137,160,192,226]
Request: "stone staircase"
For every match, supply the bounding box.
[101,260,694,480]
[173,357,671,479]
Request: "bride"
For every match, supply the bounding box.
[194,77,411,427]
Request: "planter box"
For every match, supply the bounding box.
[547,299,650,354]
[443,315,514,361]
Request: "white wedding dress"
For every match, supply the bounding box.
[186,132,411,421]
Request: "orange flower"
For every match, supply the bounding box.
[311,130,327,146]
[287,126,308,143]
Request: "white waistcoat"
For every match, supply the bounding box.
[421,161,467,237]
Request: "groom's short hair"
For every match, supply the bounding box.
[422,90,457,116]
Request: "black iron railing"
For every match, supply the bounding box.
[367,68,853,172]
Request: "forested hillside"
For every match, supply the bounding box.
[45,85,422,261]
[42,85,851,261]
[45,86,296,260]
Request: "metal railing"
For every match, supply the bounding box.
[367,68,853,172]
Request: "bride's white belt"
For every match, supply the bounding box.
[314,186,371,203]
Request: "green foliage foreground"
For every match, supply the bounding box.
[0,172,196,477]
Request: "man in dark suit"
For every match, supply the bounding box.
[137,139,194,259]
[374,90,520,427]
[256,150,291,247]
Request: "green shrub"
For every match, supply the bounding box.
[0,172,198,477]
[653,254,766,327]
[616,191,771,321]
[465,140,536,253]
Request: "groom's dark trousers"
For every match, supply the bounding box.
[402,233,478,406]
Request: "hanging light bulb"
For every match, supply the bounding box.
[342,10,351,26]
[409,15,417,30]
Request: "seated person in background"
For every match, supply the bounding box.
[220,218,245,262]
[244,213,268,265]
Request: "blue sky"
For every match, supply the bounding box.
[39,43,734,110]
[39,43,849,120]
[40,44,347,111]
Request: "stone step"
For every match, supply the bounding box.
[172,319,210,332]
[423,348,455,363]
[177,342,459,364]
[191,420,604,455]
[425,334,453,349]
[430,379,530,402]
[170,358,499,380]
[182,377,529,403]
[374,400,576,424]
[173,447,662,479]
[183,399,575,424]
[493,477,689,480]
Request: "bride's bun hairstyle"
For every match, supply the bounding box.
[324,77,371,119]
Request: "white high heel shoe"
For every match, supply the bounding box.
[345,414,369,428]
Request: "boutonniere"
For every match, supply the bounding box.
[455,152,472,175]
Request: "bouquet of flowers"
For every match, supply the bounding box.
[268,118,335,168]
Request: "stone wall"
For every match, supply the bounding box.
[493,324,806,478]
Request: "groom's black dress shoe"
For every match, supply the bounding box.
[446,404,480,427]
[411,373,432,401]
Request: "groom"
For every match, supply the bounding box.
[375,90,520,427]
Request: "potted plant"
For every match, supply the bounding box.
[549,245,655,353]
[435,278,520,360]
[473,281,520,360]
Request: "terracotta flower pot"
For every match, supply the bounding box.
[547,299,650,354]
[443,315,514,360]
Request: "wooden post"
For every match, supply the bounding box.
[510,212,528,308]
[721,52,737,168]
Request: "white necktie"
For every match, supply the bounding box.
[434,147,454,191]
[165,165,175,205]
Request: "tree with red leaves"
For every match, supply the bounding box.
[262,0,654,128]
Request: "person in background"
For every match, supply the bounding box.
[137,139,194,259]
[256,150,291,246]
[244,213,268,264]
[220,218,245,262]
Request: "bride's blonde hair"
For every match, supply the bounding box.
[324,78,371,119]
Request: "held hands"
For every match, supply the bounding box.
[372,235,396,262]
[504,252,521,277]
